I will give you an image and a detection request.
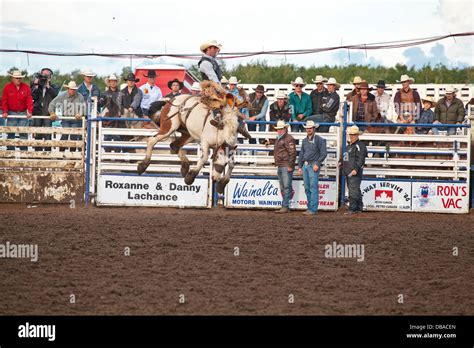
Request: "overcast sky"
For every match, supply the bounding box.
[0,0,472,76]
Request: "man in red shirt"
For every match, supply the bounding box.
[2,70,33,150]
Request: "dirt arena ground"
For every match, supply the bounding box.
[0,204,473,315]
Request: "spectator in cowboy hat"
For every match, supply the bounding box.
[432,85,465,135]
[297,120,327,216]
[227,76,241,94]
[190,82,201,96]
[269,91,291,126]
[1,69,33,150]
[77,68,100,116]
[350,81,380,132]
[307,77,341,133]
[165,78,184,98]
[198,39,223,84]
[416,96,436,134]
[117,73,143,116]
[265,91,291,146]
[248,84,269,143]
[372,80,391,122]
[99,74,120,108]
[346,76,374,101]
[289,77,312,132]
[309,75,328,116]
[48,81,86,151]
[393,74,421,125]
[98,74,122,146]
[220,75,229,88]
[341,125,367,215]
[273,120,297,213]
[225,76,251,140]
[227,76,249,118]
[140,70,162,116]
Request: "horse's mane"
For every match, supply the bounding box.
[200,81,227,109]
[236,87,250,108]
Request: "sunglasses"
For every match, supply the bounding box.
[294,84,304,87]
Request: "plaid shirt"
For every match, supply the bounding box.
[356,98,366,122]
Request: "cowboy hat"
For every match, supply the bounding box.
[351,76,363,84]
[253,85,266,93]
[303,120,319,129]
[63,81,79,90]
[105,74,118,84]
[291,77,306,87]
[8,70,25,78]
[275,91,287,99]
[274,120,289,129]
[444,85,458,94]
[228,76,240,85]
[358,81,372,90]
[143,70,157,78]
[220,76,229,84]
[124,73,139,82]
[347,125,363,135]
[312,75,328,83]
[167,78,184,89]
[81,68,96,77]
[191,82,201,91]
[325,77,340,89]
[374,80,387,89]
[421,96,437,107]
[397,74,415,83]
[200,40,222,54]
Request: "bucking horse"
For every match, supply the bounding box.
[137,81,244,194]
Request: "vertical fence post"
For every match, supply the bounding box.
[339,101,348,207]
[84,104,92,207]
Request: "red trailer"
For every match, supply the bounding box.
[134,64,199,95]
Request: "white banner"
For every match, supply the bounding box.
[97,175,210,207]
[412,182,469,213]
[361,180,412,211]
[225,178,337,210]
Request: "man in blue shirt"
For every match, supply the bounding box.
[297,120,327,215]
[77,68,100,117]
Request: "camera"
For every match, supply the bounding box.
[33,71,52,87]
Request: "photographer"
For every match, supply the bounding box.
[31,68,59,151]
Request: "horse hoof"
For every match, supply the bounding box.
[216,179,229,194]
[180,162,190,177]
[170,145,179,154]
[184,171,197,185]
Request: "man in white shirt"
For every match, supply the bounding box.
[139,70,162,116]
[372,80,391,122]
